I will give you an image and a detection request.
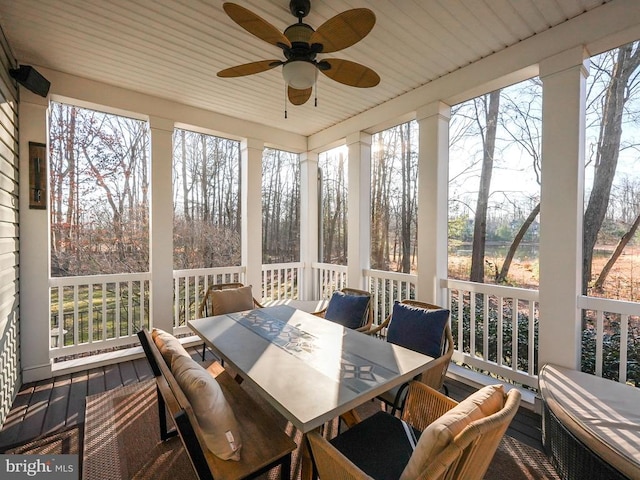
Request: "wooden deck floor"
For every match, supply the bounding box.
[0,347,543,453]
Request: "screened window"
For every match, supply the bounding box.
[371,121,418,273]
[49,101,150,276]
[583,40,640,300]
[581,40,640,383]
[172,128,241,269]
[262,148,300,263]
[319,146,348,265]
[448,79,542,287]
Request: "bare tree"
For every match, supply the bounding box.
[583,42,640,294]
[321,151,347,263]
[470,90,501,283]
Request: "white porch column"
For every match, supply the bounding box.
[538,47,589,370]
[300,151,319,300]
[416,102,451,306]
[19,90,52,382]
[149,116,174,332]
[346,132,371,289]
[241,138,264,297]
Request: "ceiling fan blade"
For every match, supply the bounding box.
[217,60,282,78]
[288,86,312,106]
[309,8,375,53]
[223,3,292,49]
[320,59,380,88]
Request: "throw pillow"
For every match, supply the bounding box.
[171,354,243,461]
[324,291,370,329]
[399,384,505,480]
[152,328,191,365]
[211,285,255,315]
[387,302,450,357]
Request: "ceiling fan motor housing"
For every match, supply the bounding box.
[283,23,318,62]
[290,0,311,19]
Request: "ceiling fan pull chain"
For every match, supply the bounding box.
[314,80,318,107]
[284,84,288,119]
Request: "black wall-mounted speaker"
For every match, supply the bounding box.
[9,65,50,97]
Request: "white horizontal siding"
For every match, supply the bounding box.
[0,23,19,430]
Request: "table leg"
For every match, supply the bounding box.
[340,409,361,429]
[300,432,316,480]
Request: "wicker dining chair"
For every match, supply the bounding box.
[197,282,264,318]
[308,381,521,480]
[197,282,264,360]
[311,287,374,332]
[366,299,454,414]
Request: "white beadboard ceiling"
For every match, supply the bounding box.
[0,0,611,137]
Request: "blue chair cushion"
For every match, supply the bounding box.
[324,291,370,329]
[387,302,450,358]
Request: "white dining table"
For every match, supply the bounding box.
[188,304,435,433]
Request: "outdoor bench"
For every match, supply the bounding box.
[138,328,296,480]
[539,363,640,480]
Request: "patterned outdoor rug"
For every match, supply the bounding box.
[6,379,558,480]
[2,424,81,456]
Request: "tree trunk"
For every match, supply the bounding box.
[470,90,501,283]
[593,211,640,291]
[496,203,540,283]
[181,130,189,221]
[401,123,412,273]
[583,43,640,294]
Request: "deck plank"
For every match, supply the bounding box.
[0,359,545,459]
[87,367,106,396]
[0,382,36,449]
[103,363,123,391]
[67,370,89,427]
[41,374,71,435]
[16,377,54,443]
[132,357,153,382]
[118,360,139,386]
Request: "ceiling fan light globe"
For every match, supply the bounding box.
[282,61,317,90]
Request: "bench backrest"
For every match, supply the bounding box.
[137,328,295,480]
[138,329,215,479]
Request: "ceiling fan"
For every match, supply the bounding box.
[217,0,380,107]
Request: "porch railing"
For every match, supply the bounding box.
[49,264,639,388]
[443,278,539,389]
[262,262,303,302]
[311,262,347,298]
[172,266,245,335]
[49,273,150,361]
[579,295,640,386]
[365,269,417,325]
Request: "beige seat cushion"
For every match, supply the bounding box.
[539,364,640,479]
[152,328,191,365]
[211,285,255,315]
[171,354,243,461]
[400,384,505,480]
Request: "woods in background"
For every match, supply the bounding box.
[48,40,640,302]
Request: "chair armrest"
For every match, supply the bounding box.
[401,381,458,431]
[362,313,391,336]
[418,354,451,391]
[310,308,327,317]
[252,298,265,309]
[355,306,374,332]
[197,290,210,318]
